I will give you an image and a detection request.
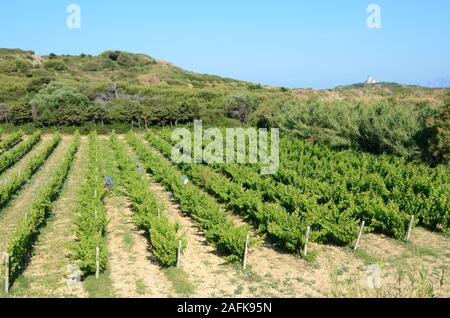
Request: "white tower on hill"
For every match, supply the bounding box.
[365,75,378,84]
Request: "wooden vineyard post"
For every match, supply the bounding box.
[303,226,311,257]
[95,247,100,279]
[94,210,97,220]
[158,208,160,220]
[354,221,365,252]
[406,215,415,242]
[176,240,182,268]
[243,234,250,270]
[18,168,21,178]
[4,253,9,294]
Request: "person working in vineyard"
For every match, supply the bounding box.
[103,175,113,194]
[137,164,143,174]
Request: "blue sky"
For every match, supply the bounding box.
[0,0,449,88]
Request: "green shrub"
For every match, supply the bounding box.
[29,83,91,126]
[43,60,67,71]
[276,100,423,158]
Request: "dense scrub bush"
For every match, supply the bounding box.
[43,59,68,71]
[0,74,29,101]
[275,100,432,159]
[10,103,32,124]
[423,100,450,165]
[0,57,32,75]
[27,76,53,93]
[356,102,420,157]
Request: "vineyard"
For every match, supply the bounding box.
[0,130,448,298]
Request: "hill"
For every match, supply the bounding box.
[0,48,447,126]
[0,48,448,165]
[0,48,285,127]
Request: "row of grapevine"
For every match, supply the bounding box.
[0,131,24,154]
[157,128,432,240]
[157,129,362,241]
[0,130,41,174]
[110,132,184,267]
[277,137,449,231]
[126,132,250,262]
[148,130,351,252]
[6,132,80,282]
[0,133,60,210]
[72,132,108,275]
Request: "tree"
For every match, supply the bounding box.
[127,100,144,127]
[0,103,12,123]
[222,94,258,124]
[106,97,145,126]
[177,97,200,123]
[11,102,32,124]
[87,103,110,126]
[29,83,90,126]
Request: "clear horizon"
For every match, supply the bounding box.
[1,0,449,89]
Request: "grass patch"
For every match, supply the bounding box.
[231,263,262,284]
[162,268,195,296]
[83,268,115,298]
[354,248,383,265]
[234,284,244,295]
[135,279,147,295]
[408,244,440,258]
[123,232,135,249]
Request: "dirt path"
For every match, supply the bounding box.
[123,137,250,297]
[148,181,253,297]
[104,194,176,297]
[0,136,73,292]
[99,137,175,298]
[11,136,88,298]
